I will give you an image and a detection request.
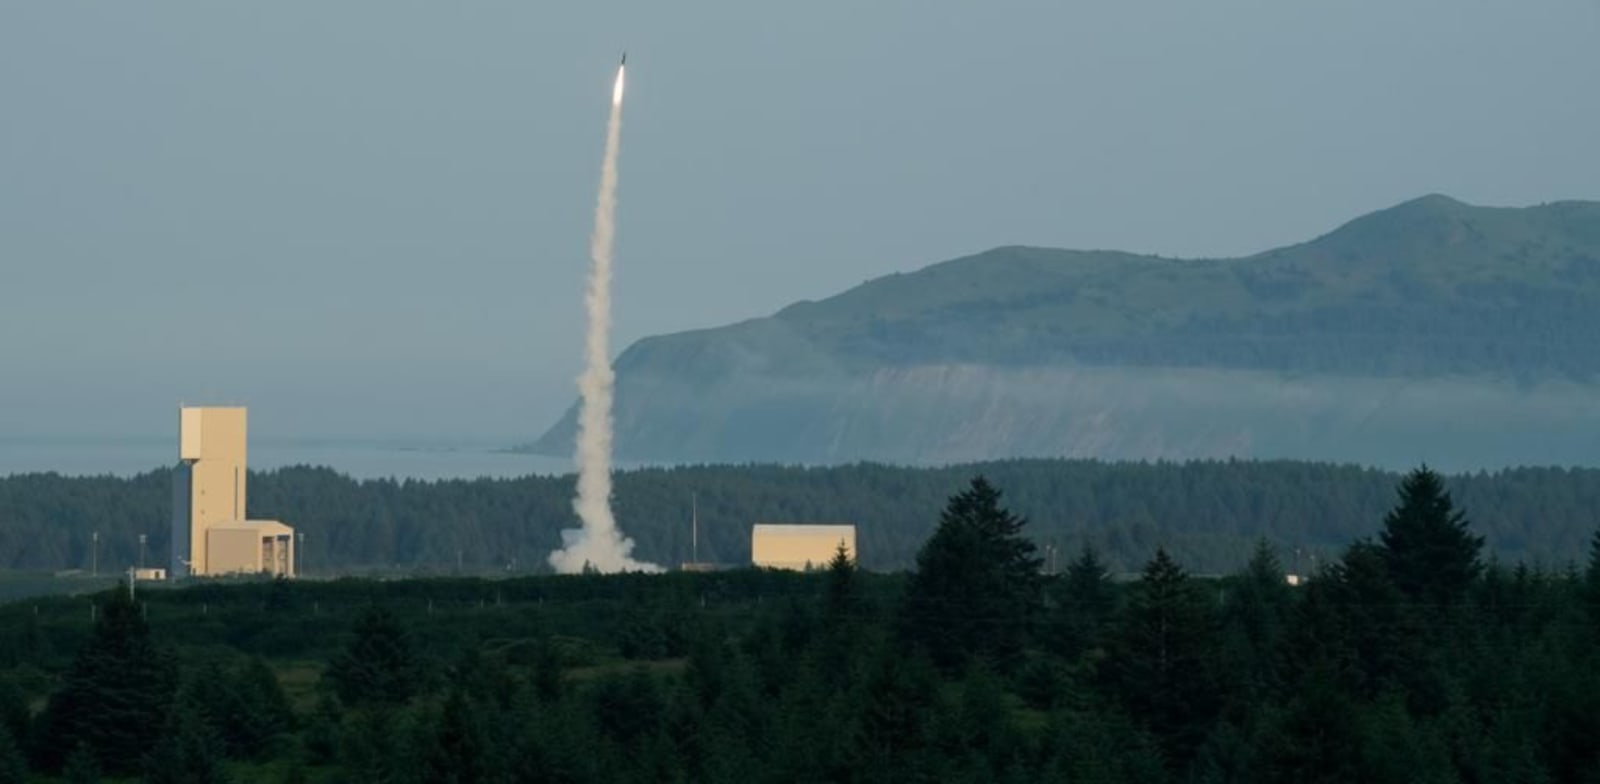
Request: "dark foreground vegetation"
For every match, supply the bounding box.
[3,467,1600,782]
[6,459,1600,576]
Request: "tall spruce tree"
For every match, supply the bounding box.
[325,606,417,707]
[824,541,862,623]
[32,586,177,774]
[143,693,230,784]
[816,542,867,689]
[900,476,1044,669]
[62,743,100,784]
[1107,548,1219,769]
[421,689,492,784]
[846,648,941,781]
[1052,545,1118,659]
[1222,540,1293,697]
[1378,466,1484,605]
[1300,541,1413,697]
[0,677,27,754]
[230,658,295,758]
[0,720,27,784]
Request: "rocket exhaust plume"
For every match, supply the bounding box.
[549,61,661,574]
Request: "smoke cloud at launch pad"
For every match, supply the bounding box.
[548,62,662,575]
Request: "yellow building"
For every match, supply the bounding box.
[206,521,296,577]
[751,524,856,571]
[171,407,296,578]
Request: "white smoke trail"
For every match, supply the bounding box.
[549,63,662,574]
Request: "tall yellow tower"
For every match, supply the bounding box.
[171,407,295,578]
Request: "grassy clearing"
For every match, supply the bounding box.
[270,659,326,713]
[565,657,688,682]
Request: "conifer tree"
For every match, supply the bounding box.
[824,541,861,623]
[301,695,342,766]
[939,663,1020,778]
[847,648,940,781]
[421,689,490,784]
[0,677,26,754]
[1107,548,1219,768]
[1223,540,1293,696]
[900,476,1044,669]
[1257,661,1363,783]
[33,586,177,774]
[0,721,27,784]
[1301,540,1411,697]
[325,606,417,707]
[816,541,868,688]
[1053,545,1117,658]
[1378,466,1484,605]
[228,657,295,758]
[531,638,564,704]
[143,694,230,784]
[339,706,409,784]
[62,743,100,784]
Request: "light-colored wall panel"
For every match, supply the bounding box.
[751,524,856,571]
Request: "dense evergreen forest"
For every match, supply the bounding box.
[2,468,1599,782]
[4,459,1600,575]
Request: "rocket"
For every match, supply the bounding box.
[620,52,626,66]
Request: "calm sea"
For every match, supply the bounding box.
[0,436,584,481]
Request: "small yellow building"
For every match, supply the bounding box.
[206,520,296,577]
[751,524,857,571]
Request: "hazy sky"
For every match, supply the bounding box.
[3,0,1597,441]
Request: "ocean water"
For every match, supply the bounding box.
[0,436,582,481]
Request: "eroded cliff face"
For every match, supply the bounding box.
[534,361,1600,470]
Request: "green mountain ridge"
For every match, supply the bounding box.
[532,196,1600,467]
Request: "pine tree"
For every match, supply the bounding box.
[1257,661,1363,784]
[847,648,940,782]
[339,707,408,784]
[143,694,230,784]
[938,664,1021,780]
[226,658,295,759]
[32,586,177,774]
[1052,545,1117,659]
[1107,548,1219,769]
[1378,466,1484,605]
[421,690,489,784]
[900,476,1044,669]
[301,694,342,766]
[1300,541,1412,698]
[0,721,27,784]
[325,606,417,707]
[0,677,26,755]
[62,743,100,784]
[817,541,867,689]
[824,541,861,623]
[1044,706,1167,784]
[531,637,563,704]
[1222,540,1293,697]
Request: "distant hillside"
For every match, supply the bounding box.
[532,196,1600,467]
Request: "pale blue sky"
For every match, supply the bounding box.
[2,0,1597,440]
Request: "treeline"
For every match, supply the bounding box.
[2,468,1599,782]
[4,459,1600,575]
